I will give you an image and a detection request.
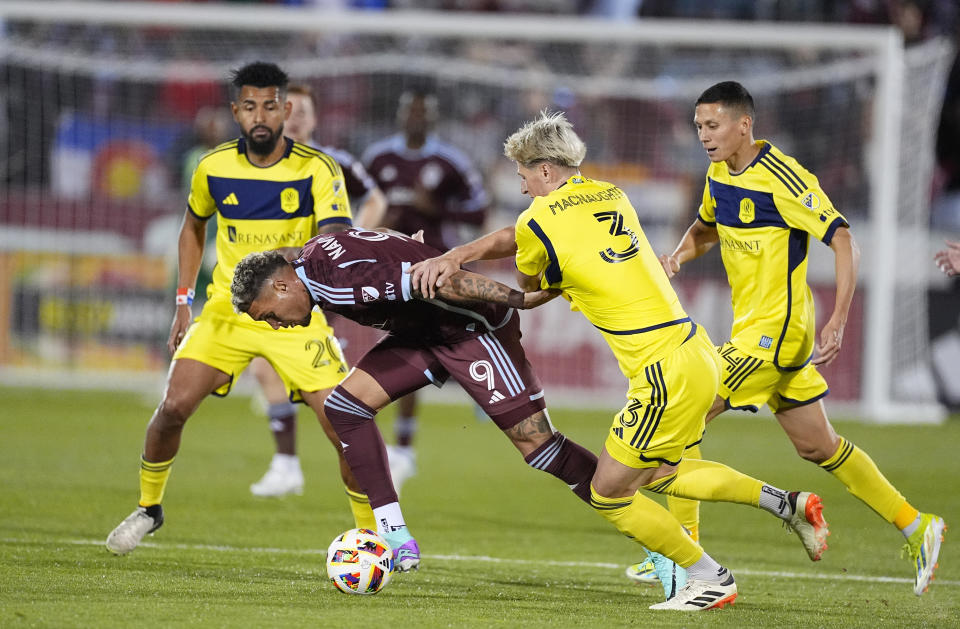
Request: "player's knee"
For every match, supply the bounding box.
[323,386,376,430]
[794,442,833,464]
[153,395,194,428]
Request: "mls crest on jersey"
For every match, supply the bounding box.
[361,286,380,302]
[802,192,821,211]
[738,197,755,224]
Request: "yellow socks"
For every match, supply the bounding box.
[138,455,174,507]
[646,458,763,507]
[666,444,702,541]
[590,485,703,568]
[820,436,912,525]
[345,488,377,530]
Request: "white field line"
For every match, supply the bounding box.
[6,537,958,587]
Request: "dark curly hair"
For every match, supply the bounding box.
[231,250,289,314]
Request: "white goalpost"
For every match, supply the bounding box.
[0,2,952,422]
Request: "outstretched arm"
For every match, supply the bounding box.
[412,268,559,310]
[814,226,859,367]
[659,218,719,277]
[409,226,518,298]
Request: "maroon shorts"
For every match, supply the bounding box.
[354,313,546,430]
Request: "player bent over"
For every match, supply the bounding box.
[650,81,945,597]
[231,230,598,571]
[105,62,374,556]
[409,111,830,610]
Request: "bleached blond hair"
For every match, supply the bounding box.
[503,110,586,168]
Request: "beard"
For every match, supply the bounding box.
[244,123,283,156]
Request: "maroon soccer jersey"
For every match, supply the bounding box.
[292,229,512,345]
[361,134,488,250]
[317,144,378,202]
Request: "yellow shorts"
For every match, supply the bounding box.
[604,324,720,469]
[716,342,828,414]
[173,296,348,401]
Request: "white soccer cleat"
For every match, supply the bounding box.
[787,491,829,561]
[106,505,163,555]
[250,455,304,498]
[907,513,946,596]
[648,571,738,611]
[386,445,417,495]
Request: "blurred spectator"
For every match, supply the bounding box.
[177,106,233,194]
[361,88,489,494]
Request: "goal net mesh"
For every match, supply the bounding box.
[0,9,953,417]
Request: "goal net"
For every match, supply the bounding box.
[0,3,952,421]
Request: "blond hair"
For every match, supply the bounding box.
[503,110,586,168]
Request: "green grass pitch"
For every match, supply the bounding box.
[1,386,957,627]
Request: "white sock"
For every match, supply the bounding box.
[272,453,300,470]
[373,502,406,534]
[686,552,727,583]
[757,485,792,520]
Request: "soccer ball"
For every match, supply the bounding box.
[325,528,394,595]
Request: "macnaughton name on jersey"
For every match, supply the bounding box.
[547,185,625,215]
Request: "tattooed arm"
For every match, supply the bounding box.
[412,269,559,309]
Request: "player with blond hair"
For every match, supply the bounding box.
[409,110,830,611]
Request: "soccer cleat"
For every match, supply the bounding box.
[786,491,829,561]
[625,557,660,585]
[905,513,946,596]
[250,455,304,498]
[385,445,417,496]
[105,504,164,555]
[648,570,738,611]
[383,527,421,572]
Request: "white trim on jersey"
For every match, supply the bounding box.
[400,261,414,302]
[294,266,355,305]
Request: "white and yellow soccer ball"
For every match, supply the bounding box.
[325,528,394,595]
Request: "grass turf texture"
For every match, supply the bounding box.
[1,386,957,628]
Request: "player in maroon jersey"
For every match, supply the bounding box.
[246,83,387,498]
[231,228,595,572]
[362,89,490,493]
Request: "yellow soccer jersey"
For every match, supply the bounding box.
[188,138,352,302]
[698,140,848,369]
[515,175,690,379]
